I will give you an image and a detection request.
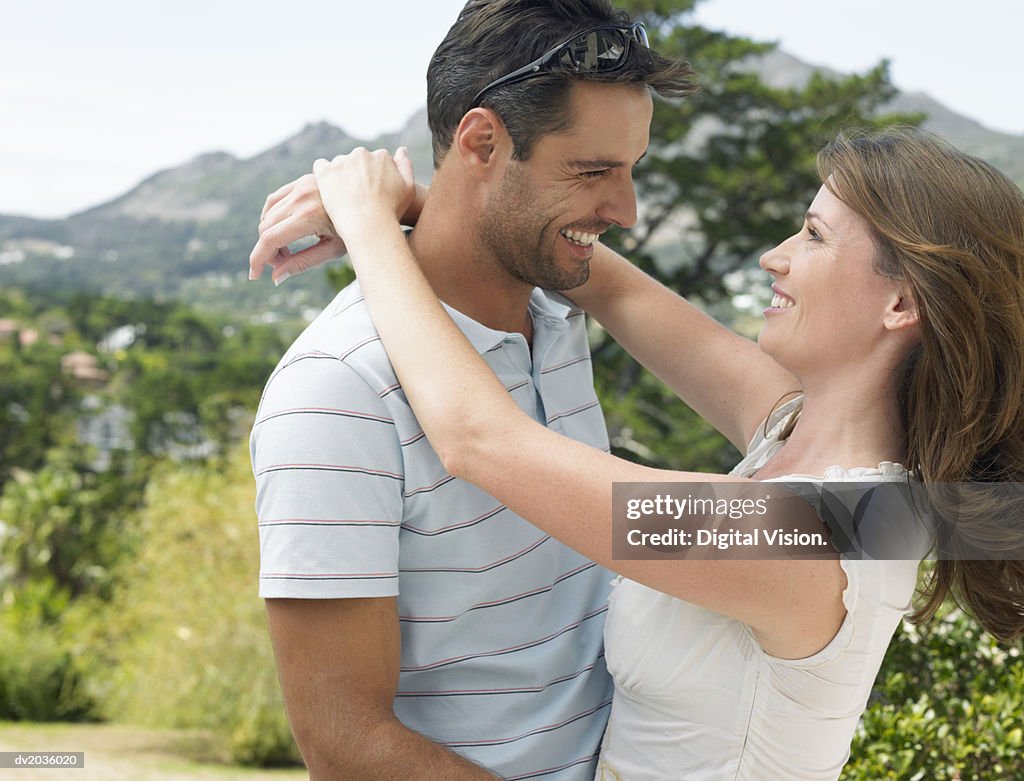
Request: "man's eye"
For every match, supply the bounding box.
[580,170,608,180]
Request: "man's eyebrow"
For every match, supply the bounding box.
[806,211,833,231]
[570,159,626,170]
[570,152,648,170]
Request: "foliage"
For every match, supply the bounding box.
[325,260,356,293]
[89,443,300,767]
[0,338,77,487]
[0,448,146,600]
[0,581,98,722]
[842,606,1024,779]
[0,287,293,744]
[592,332,740,470]
[0,289,291,474]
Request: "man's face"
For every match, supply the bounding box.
[478,81,653,290]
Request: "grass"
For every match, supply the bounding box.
[0,722,307,780]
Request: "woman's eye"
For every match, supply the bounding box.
[807,227,822,241]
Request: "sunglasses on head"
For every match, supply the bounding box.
[470,21,650,108]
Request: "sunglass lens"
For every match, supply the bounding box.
[635,24,650,49]
[559,29,629,72]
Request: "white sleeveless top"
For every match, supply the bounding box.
[596,398,931,780]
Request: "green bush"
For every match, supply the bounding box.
[843,606,1024,780]
[89,443,301,766]
[0,447,145,601]
[229,678,304,767]
[0,581,97,722]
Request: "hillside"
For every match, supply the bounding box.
[1,51,1021,319]
[0,114,434,321]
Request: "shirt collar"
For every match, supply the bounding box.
[443,288,575,354]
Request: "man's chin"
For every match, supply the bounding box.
[556,266,591,291]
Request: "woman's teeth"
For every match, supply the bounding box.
[561,229,599,247]
[771,294,795,309]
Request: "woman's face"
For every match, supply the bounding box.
[757,184,908,375]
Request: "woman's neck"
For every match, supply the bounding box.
[756,378,907,478]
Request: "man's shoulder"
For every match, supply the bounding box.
[269,282,396,394]
[263,283,587,399]
[291,281,381,358]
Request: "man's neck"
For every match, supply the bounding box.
[407,179,535,339]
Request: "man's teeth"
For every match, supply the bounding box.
[771,294,795,309]
[561,229,599,247]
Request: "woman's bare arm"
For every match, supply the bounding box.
[314,149,843,651]
[567,243,799,451]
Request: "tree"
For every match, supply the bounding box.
[0,447,145,603]
[0,342,77,490]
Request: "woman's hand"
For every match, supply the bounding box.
[250,173,348,285]
[249,148,424,286]
[313,147,416,246]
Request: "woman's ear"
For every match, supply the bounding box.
[454,108,510,181]
[883,283,920,332]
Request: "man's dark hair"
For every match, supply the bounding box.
[426,0,696,166]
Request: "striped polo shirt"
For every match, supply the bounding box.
[251,281,613,780]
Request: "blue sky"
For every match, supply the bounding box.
[2,0,1021,218]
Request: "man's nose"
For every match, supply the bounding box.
[597,173,639,229]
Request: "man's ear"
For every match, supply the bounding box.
[883,283,920,332]
[454,108,510,181]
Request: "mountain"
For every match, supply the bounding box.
[78,114,436,226]
[0,113,435,320]
[1,52,1021,319]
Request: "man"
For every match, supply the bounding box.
[248,1,694,777]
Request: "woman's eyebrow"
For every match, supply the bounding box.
[806,211,833,231]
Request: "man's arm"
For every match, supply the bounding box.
[266,596,500,780]
[254,349,498,779]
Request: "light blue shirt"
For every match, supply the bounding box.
[252,282,613,779]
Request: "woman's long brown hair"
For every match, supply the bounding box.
[816,128,1024,642]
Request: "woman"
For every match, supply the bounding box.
[309,128,1024,779]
